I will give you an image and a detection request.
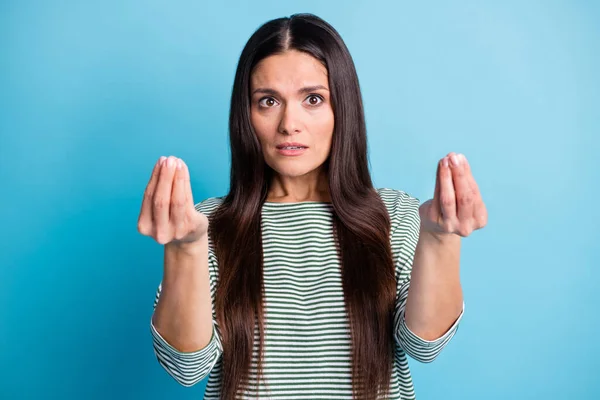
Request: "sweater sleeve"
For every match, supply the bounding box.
[383,188,464,363]
[150,282,223,386]
[150,197,225,386]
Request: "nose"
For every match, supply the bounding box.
[277,103,302,135]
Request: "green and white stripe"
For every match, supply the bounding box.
[151,188,464,399]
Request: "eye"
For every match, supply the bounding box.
[258,97,278,108]
[305,94,324,106]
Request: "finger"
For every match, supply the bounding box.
[451,153,473,221]
[180,159,194,211]
[461,154,481,198]
[439,155,457,221]
[170,159,188,237]
[430,158,442,218]
[153,156,178,239]
[138,156,166,234]
[461,154,487,226]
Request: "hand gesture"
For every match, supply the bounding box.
[137,156,208,245]
[419,152,487,238]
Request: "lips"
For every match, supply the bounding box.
[276,142,308,149]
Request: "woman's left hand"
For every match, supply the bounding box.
[419,152,488,238]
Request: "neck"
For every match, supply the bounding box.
[266,167,330,203]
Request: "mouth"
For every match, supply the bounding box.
[275,142,308,156]
[276,142,309,150]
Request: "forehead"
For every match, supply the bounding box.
[251,50,329,89]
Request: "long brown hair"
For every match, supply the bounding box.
[209,13,396,400]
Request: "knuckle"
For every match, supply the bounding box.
[441,196,455,207]
[458,195,473,207]
[171,197,185,209]
[153,196,167,210]
[143,190,154,202]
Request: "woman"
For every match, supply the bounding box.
[138,13,487,400]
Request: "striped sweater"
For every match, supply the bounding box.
[150,188,464,399]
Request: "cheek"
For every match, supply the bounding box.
[312,111,335,152]
[250,112,272,145]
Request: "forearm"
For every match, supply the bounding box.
[404,229,463,341]
[152,236,214,352]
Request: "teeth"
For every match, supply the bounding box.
[283,146,303,150]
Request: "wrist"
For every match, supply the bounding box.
[165,235,208,256]
[419,227,461,247]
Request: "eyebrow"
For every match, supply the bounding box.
[251,85,329,96]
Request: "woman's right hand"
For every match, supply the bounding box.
[137,156,209,246]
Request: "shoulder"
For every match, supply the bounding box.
[375,187,420,217]
[194,196,226,217]
[376,189,421,271]
[375,188,421,237]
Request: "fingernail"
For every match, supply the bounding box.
[442,157,449,167]
[176,159,183,170]
[450,154,460,167]
[167,157,175,168]
[159,156,166,165]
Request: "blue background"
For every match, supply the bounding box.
[1,1,598,399]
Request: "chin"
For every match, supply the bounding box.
[271,165,315,177]
[267,159,322,178]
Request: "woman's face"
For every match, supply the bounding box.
[250,50,335,178]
